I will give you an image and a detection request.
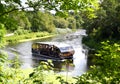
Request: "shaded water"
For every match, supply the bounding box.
[3,29,88,76]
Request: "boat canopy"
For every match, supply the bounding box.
[35,42,74,52]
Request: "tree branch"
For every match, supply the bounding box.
[0,8,18,17]
[0,7,31,17]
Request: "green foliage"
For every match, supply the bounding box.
[82,36,101,49]
[0,23,6,47]
[74,13,84,29]
[26,0,99,17]
[28,11,56,33]
[67,16,76,30]
[0,0,21,17]
[24,60,76,84]
[0,0,23,32]
[0,0,100,43]
[14,28,30,35]
[41,12,56,33]
[53,16,69,28]
[24,60,54,83]
[5,15,19,32]
[0,51,8,66]
[10,54,22,69]
[13,11,31,31]
[0,67,27,84]
[5,32,52,44]
[56,76,69,84]
[84,0,120,41]
[0,55,76,84]
[75,41,120,83]
[95,41,120,69]
[4,11,31,32]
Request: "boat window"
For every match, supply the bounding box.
[32,44,39,49]
[59,46,73,52]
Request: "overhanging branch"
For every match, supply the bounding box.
[0,7,31,17]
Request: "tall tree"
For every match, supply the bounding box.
[67,16,76,30]
[84,0,120,40]
[28,11,55,32]
[0,0,22,33]
[12,11,31,30]
[53,16,68,28]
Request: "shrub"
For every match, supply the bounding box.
[14,28,30,35]
[75,41,120,83]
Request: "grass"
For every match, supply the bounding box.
[5,32,56,44]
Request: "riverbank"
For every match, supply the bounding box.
[5,32,56,45]
[19,34,55,42]
[5,28,74,45]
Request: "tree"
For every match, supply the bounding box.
[0,0,99,33]
[41,12,56,33]
[0,0,31,32]
[26,0,99,17]
[53,16,68,28]
[74,13,84,29]
[84,0,120,41]
[28,11,55,32]
[67,16,76,30]
[14,11,31,30]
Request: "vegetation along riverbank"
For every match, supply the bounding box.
[5,32,55,44]
[5,28,73,45]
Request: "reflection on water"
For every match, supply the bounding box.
[31,57,74,72]
[72,47,87,76]
[3,29,88,76]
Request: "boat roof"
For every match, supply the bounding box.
[35,42,72,48]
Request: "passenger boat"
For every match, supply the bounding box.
[31,42,75,60]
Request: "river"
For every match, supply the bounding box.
[3,29,88,76]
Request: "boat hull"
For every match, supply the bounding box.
[32,53,73,60]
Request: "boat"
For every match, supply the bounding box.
[31,42,75,60]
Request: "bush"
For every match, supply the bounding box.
[35,32,49,37]
[75,41,120,83]
[14,28,30,35]
[0,51,8,65]
[10,54,22,69]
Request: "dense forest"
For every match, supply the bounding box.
[0,0,120,83]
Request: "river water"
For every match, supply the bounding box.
[3,29,88,76]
